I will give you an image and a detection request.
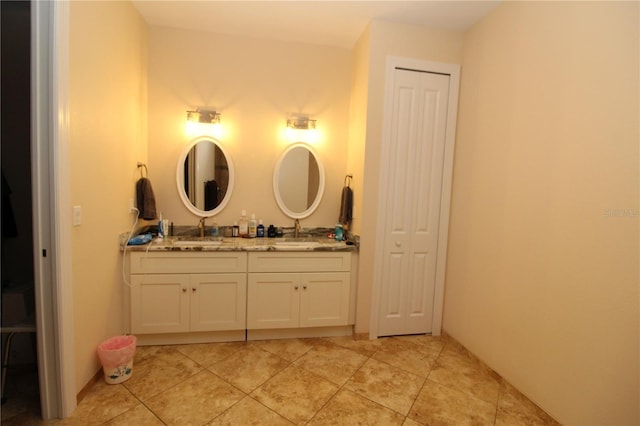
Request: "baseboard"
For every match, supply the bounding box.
[440,328,560,425]
[353,332,370,341]
[76,369,102,405]
[247,326,353,341]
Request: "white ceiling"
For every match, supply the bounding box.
[132,1,501,48]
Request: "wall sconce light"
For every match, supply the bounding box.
[187,109,220,125]
[285,114,318,143]
[186,109,222,138]
[286,115,316,131]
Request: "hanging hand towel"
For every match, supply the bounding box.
[338,183,353,226]
[136,177,157,220]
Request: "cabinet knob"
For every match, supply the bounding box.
[303,285,307,290]
[395,241,401,247]
[294,285,299,290]
[192,288,196,292]
[182,288,187,293]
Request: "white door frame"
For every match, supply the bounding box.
[32,0,76,418]
[370,56,460,339]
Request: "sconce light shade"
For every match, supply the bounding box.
[286,115,316,131]
[285,114,318,144]
[187,109,220,125]
[186,109,222,138]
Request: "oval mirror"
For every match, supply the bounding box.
[176,137,234,217]
[273,142,325,219]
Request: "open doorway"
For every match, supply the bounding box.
[1,0,40,419]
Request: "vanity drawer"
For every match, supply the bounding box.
[130,252,247,274]
[248,252,351,273]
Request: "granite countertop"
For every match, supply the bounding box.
[123,236,357,252]
[121,226,358,252]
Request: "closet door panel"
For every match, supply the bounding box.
[378,68,450,336]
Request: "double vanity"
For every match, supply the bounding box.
[124,238,357,345]
[124,135,356,345]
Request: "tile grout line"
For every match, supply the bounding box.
[97,381,168,425]
[6,335,557,425]
[396,336,446,424]
[303,338,379,425]
[202,342,295,425]
[372,336,445,421]
[424,338,506,424]
[122,343,246,425]
[344,337,428,421]
[124,336,443,425]
[205,339,318,425]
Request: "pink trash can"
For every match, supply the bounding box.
[96,335,137,384]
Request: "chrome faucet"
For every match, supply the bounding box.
[294,219,301,238]
[198,217,206,237]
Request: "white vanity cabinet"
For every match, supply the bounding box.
[129,252,247,336]
[247,252,351,330]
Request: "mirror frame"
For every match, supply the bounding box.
[273,142,325,219]
[176,136,235,217]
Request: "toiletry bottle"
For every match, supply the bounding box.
[257,219,265,238]
[267,224,276,238]
[157,213,164,239]
[248,214,257,238]
[211,222,218,237]
[335,224,343,241]
[238,210,249,237]
[162,219,169,237]
[232,222,239,237]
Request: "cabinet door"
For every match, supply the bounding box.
[247,273,299,329]
[299,272,350,327]
[131,274,189,334]
[190,274,246,332]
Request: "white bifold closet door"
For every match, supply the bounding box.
[378,68,450,336]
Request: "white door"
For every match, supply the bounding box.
[377,67,451,336]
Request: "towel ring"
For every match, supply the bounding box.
[137,162,148,178]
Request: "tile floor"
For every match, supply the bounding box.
[1,334,560,425]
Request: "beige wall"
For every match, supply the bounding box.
[146,27,352,229]
[65,5,639,423]
[355,20,464,333]
[346,25,370,236]
[445,2,639,424]
[69,1,148,390]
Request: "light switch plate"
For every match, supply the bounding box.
[72,205,82,226]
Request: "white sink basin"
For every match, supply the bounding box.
[274,241,321,248]
[173,240,222,246]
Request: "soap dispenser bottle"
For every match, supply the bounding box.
[248,214,257,238]
[238,210,249,238]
